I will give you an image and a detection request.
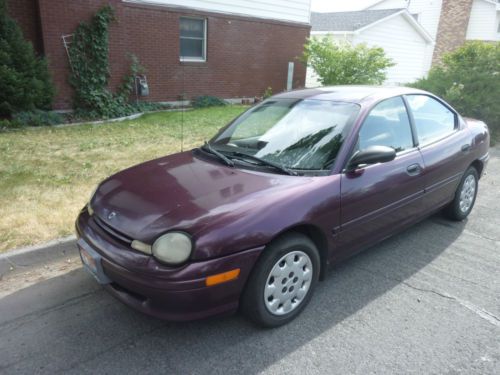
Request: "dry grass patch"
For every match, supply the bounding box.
[0,106,247,252]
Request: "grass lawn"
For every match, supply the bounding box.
[0,105,247,252]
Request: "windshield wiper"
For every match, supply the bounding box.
[201,142,234,167]
[227,151,297,176]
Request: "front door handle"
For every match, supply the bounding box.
[461,144,471,152]
[406,164,421,176]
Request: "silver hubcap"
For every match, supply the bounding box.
[459,174,476,213]
[264,251,313,316]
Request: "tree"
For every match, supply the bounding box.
[411,41,500,142]
[302,37,395,86]
[0,0,54,117]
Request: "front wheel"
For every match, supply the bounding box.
[241,233,320,328]
[444,166,478,221]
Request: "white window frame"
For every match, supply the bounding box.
[179,17,207,62]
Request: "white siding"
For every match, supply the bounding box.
[123,0,311,24]
[497,11,500,40]
[355,14,430,84]
[466,0,498,41]
[369,0,443,40]
[369,0,408,10]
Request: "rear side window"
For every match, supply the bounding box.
[358,96,414,153]
[406,95,456,146]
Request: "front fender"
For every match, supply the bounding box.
[192,174,341,260]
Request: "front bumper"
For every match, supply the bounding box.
[76,209,263,321]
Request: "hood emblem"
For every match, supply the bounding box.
[107,211,117,220]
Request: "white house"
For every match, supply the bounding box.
[306,8,434,87]
[368,0,500,42]
[465,0,500,41]
[307,0,499,88]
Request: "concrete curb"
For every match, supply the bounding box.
[0,236,78,277]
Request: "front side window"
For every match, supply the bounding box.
[180,17,206,61]
[358,96,414,153]
[406,95,456,146]
[211,99,360,172]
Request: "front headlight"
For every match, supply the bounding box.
[152,232,192,265]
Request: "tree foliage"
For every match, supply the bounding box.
[411,41,500,142]
[302,37,395,86]
[0,0,54,116]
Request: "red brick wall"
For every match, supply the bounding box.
[6,0,43,55]
[35,0,310,109]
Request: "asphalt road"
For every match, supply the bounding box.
[1,149,499,375]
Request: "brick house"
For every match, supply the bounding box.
[6,0,311,110]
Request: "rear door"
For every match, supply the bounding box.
[337,96,426,259]
[405,94,471,211]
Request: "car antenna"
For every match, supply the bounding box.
[181,59,185,152]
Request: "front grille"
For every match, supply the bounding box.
[93,215,132,244]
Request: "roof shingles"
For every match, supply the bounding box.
[311,9,404,32]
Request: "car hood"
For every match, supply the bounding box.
[91,150,314,244]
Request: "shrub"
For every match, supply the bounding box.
[302,37,395,86]
[132,101,170,112]
[0,0,55,116]
[12,110,63,127]
[0,118,19,129]
[192,95,227,108]
[263,86,273,99]
[410,41,500,142]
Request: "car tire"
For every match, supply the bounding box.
[240,232,320,328]
[444,166,479,221]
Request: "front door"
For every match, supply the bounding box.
[337,96,426,259]
[405,94,471,210]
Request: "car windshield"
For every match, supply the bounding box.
[210,99,360,172]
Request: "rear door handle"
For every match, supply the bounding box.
[406,164,421,176]
[461,144,471,152]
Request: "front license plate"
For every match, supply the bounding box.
[78,239,111,284]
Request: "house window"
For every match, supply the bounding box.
[180,17,206,62]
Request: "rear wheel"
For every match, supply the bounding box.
[444,166,478,221]
[241,233,320,328]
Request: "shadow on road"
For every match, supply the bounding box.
[0,214,466,374]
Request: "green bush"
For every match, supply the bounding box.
[0,0,55,116]
[192,95,227,108]
[302,37,395,86]
[0,118,18,128]
[12,110,63,127]
[132,101,170,112]
[410,41,500,142]
[263,86,273,99]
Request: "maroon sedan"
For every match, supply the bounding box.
[76,86,490,327]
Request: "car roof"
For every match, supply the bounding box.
[273,86,428,104]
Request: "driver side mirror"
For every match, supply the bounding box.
[347,145,396,171]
